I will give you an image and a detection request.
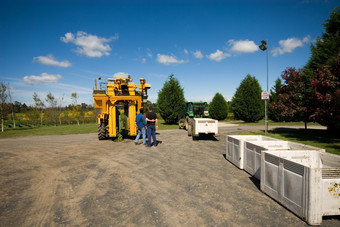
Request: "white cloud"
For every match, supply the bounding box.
[23,73,62,85]
[184,49,189,54]
[142,58,147,63]
[206,49,230,62]
[272,36,311,56]
[61,31,118,57]
[157,54,185,65]
[193,50,204,59]
[228,39,259,53]
[33,54,71,67]
[146,48,153,58]
[113,72,130,79]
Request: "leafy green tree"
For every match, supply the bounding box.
[33,92,45,126]
[268,78,284,122]
[45,92,59,126]
[157,74,185,124]
[209,93,228,120]
[310,54,340,132]
[71,92,81,125]
[304,6,340,78]
[231,74,264,122]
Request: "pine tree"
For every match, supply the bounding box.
[304,6,340,77]
[231,74,264,122]
[157,74,185,124]
[209,93,228,120]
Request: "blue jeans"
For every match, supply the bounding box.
[147,125,157,147]
[135,127,146,144]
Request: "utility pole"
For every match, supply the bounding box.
[259,40,269,135]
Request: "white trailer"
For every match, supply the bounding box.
[188,118,219,138]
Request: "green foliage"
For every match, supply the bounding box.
[231,74,264,122]
[209,93,228,120]
[304,6,340,77]
[268,78,284,122]
[157,74,185,124]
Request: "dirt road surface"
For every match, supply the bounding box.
[1,124,339,226]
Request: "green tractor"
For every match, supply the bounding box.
[178,101,209,131]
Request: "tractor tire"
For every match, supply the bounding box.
[98,123,107,140]
[178,119,185,129]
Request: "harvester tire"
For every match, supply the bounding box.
[98,123,107,140]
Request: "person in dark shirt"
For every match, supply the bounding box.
[145,106,158,147]
[134,108,146,145]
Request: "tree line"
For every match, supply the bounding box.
[0,87,96,132]
[156,7,339,133]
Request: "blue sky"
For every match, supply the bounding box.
[0,0,338,106]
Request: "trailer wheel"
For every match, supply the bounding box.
[98,123,107,140]
[185,116,190,131]
[188,124,192,136]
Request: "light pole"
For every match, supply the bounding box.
[259,40,268,135]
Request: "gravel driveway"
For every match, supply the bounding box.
[0,124,338,226]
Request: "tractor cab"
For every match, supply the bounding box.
[186,102,209,118]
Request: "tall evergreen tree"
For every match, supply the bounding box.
[268,78,284,122]
[231,74,264,122]
[209,93,228,120]
[157,74,185,124]
[304,6,340,78]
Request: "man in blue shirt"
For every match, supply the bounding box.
[135,108,146,145]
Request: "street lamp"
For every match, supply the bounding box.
[259,40,269,135]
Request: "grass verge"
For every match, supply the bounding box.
[237,129,340,156]
[0,123,98,138]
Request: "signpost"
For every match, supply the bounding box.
[259,40,269,134]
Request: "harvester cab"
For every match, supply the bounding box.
[93,76,151,140]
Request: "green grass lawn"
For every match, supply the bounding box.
[237,129,340,155]
[222,119,322,127]
[0,123,98,138]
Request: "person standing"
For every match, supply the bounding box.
[135,108,146,145]
[146,106,158,147]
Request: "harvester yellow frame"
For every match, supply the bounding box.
[93,76,151,139]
